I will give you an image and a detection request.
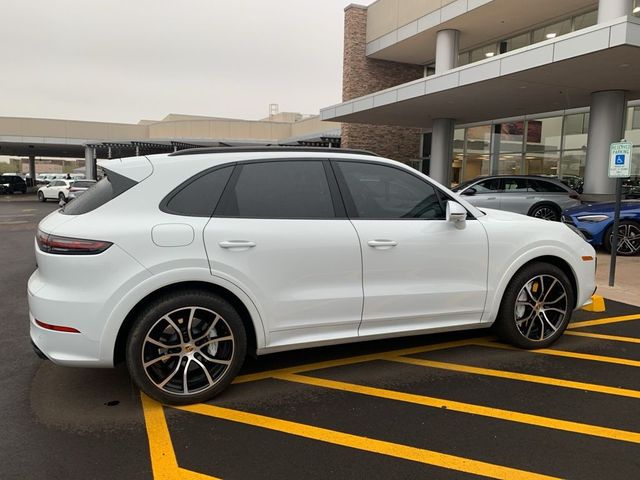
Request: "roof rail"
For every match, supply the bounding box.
[168,146,379,157]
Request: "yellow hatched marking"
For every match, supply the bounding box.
[233,338,484,384]
[475,341,640,368]
[565,330,640,344]
[569,314,640,330]
[387,356,640,400]
[141,394,220,480]
[277,373,640,444]
[176,402,559,480]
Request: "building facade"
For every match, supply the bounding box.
[323,0,640,200]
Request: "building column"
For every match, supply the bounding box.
[583,90,627,200]
[84,146,97,180]
[429,30,459,184]
[597,0,632,23]
[430,119,455,185]
[435,30,459,74]
[28,155,36,187]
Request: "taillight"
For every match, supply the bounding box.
[36,229,112,255]
[69,188,79,192]
[569,191,580,200]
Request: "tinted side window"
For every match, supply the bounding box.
[502,178,528,192]
[218,161,334,218]
[473,179,501,193]
[528,179,567,193]
[336,161,445,220]
[62,170,137,216]
[163,166,233,217]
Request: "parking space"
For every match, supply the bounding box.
[2,196,639,479]
[142,309,640,480]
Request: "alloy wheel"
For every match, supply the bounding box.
[141,306,235,396]
[514,274,568,341]
[610,223,640,255]
[532,206,558,221]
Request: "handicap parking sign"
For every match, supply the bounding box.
[609,142,632,178]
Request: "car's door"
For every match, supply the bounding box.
[333,160,489,336]
[44,180,61,198]
[203,159,363,348]
[460,178,501,210]
[499,177,531,214]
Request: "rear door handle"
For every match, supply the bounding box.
[219,240,256,249]
[368,239,398,249]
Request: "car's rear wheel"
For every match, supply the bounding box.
[529,204,560,221]
[494,262,574,349]
[58,192,65,202]
[604,220,640,256]
[37,191,46,202]
[126,291,247,405]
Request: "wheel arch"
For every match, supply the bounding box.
[113,280,259,365]
[514,255,578,310]
[527,201,561,218]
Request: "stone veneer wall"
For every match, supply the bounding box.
[341,4,424,163]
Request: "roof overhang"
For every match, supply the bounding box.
[322,17,640,130]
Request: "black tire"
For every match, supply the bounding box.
[37,191,46,202]
[493,262,574,349]
[603,220,640,256]
[58,192,66,202]
[529,204,560,222]
[126,290,247,405]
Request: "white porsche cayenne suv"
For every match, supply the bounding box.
[28,147,596,405]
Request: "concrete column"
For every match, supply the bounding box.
[28,155,36,187]
[84,146,96,180]
[583,90,627,199]
[435,29,459,74]
[597,0,632,23]
[430,119,455,185]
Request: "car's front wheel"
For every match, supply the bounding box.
[494,262,574,349]
[126,290,247,405]
[604,220,640,256]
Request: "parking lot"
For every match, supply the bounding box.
[3,194,640,479]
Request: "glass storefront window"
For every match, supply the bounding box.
[526,116,562,153]
[524,151,560,176]
[563,113,589,150]
[458,51,470,66]
[462,125,491,181]
[498,153,523,175]
[560,150,586,179]
[499,121,525,152]
[503,32,531,52]
[625,107,640,145]
[452,129,465,185]
[532,19,572,43]
[573,10,597,30]
[470,44,497,63]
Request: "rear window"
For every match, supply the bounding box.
[61,170,137,215]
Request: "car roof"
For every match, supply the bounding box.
[168,146,379,157]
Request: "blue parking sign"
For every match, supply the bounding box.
[615,154,625,165]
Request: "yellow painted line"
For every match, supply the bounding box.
[176,403,558,480]
[565,330,640,344]
[277,373,640,444]
[141,393,220,480]
[475,341,640,368]
[569,313,640,330]
[387,356,640,400]
[234,338,485,384]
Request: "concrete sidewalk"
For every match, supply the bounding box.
[595,253,640,307]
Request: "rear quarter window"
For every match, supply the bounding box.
[61,170,137,215]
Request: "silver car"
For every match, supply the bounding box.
[452,176,581,221]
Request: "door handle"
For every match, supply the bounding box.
[368,239,398,248]
[487,197,497,200]
[219,240,256,249]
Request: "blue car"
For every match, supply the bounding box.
[562,201,640,256]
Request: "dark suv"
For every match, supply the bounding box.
[0,175,28,194]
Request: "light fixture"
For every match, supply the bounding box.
[546,32,557,39]
[633,6,640,13]
[485,52,495,58]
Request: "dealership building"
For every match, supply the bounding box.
[321,0,640,199]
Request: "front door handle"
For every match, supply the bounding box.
[219,240,256,249]
[486,197,497,200]
[368,239,398,249]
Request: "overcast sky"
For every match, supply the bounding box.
[1,0,374,124]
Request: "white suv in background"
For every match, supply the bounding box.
[28,147,596,405]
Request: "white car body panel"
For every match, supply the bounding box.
[28,150,596,367]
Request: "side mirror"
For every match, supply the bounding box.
[461,187,476,196]
[446,201,467,228]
